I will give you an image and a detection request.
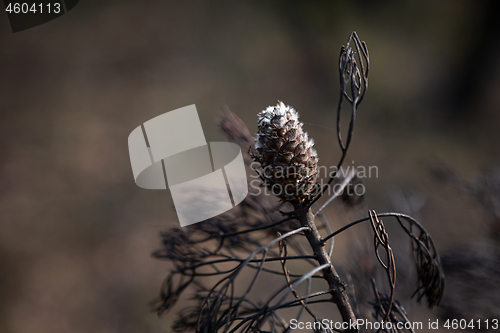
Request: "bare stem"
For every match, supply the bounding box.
[294,204,358,333]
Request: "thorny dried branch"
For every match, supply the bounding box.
[153,32,444,333]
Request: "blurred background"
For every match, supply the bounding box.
[1,1,500,332]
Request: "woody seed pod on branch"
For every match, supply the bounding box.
[252,101,318,203]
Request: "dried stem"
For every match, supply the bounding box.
[322,212,444,309]
[308,31,369,208]
[294,204,359,332]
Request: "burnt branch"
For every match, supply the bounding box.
[309,31,369,208]
[294,204,359,332]
[370,280,415,333]
[322,212,444,309]
[369,211,396,325]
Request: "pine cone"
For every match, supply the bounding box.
[252,101,318,203]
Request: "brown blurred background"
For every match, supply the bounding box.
[1,1,500,332]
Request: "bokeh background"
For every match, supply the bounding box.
[1,1,500,332]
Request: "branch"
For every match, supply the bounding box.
[294,204,359,333]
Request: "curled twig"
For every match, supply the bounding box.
[369,210,396,324]
[370,280,415,333]
[309,31,369,208]
[322,212,444,309]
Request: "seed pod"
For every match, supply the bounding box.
[253,101,318,203]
